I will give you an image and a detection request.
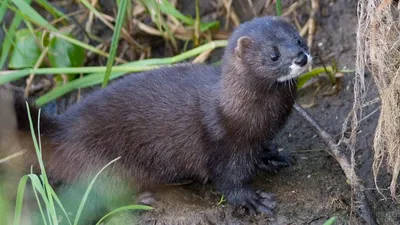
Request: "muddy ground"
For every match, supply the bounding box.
[132,1,399,224]
[3,0,400,224]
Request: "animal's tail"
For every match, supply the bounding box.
[0,87,58,174]
[7,89,57,134]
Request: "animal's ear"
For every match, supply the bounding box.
[235,36,253,59]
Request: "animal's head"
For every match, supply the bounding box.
[224,16,312,85]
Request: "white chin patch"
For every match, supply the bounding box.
[277,54,312,82]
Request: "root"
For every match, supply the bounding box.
[294,103,378,225]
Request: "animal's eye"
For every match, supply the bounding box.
[270,53,280,61]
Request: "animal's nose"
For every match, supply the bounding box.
[294,52,308,67]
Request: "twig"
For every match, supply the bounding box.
[223,0,240,30]
[0,150,26,164]
[192,49,212,63]
[25,47,49,97]
[223,0,232,31]
[308,0,319,48]
[85,0,98,33]
[359,107,380,124]
[282,0,306,17]
[300,19,309,37]
[246,0,257,17]
[293,103,378,225]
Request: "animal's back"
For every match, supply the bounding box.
[47,64,222,188]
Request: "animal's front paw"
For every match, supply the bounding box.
[224,187,277,216]
[258,143,294,173]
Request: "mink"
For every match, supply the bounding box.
[1,16,311,222]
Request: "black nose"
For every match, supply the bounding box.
[294,52,308,67]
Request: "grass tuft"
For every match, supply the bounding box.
[10,102,151,224]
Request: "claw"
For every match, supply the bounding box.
[256,190,275,200]
[244,190,277,215]
[245,200,258,215]
[222,187,277,216]
[258,143,295,173]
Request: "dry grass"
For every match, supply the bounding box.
[348,0,400,199]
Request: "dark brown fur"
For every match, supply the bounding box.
[1,16,310,223]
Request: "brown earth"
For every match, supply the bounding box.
[3,0,399,224]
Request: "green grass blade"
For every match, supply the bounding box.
[12,0,57,31]
[79,0,104,21]
[323,216,337,225]
[1,25,17,69]
[0,66,156,84]
[158,0,193,24]
[0,40,227,105]
[0,183,10,225]
[0,0,31,69]
[50,188,72,225]
[35,0,66,19]
[29,173,49,225]
[25,103,42,166]
[10,1,112,61]
[73,157,121,225]
[8,3,113,61]
[275,0,282,16]
[95,205,152,225]
[35,40,228,105]
[53,32,117,61]
[25,103,58,224]
[0,0,10,23]
[35,66,156,106]
[13,175,29,225]
[200,21,219,32]
[296,66,333,89]
[102,0,127,87]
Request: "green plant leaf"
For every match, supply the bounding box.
[48,36,85,68]
[48,34,85,82]
[8,29,41,69]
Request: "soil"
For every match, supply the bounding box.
[3,0,400,224]
[131,1,400,224]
